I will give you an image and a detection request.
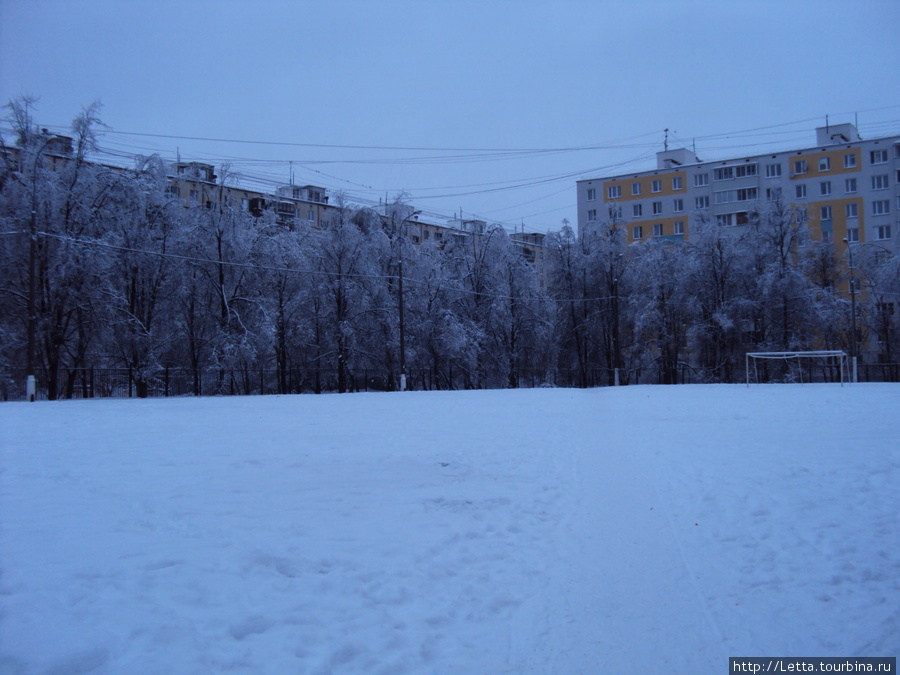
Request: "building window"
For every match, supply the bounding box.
[632,204,643,217]
[672,176,683,190]
[716,213,742,227]
[846,227,859,242]
[653,223,664,237]
[587,188,596,201]
[793,159,808,175]
[819,157,831,172]
[674,221,684,235]
[875,224,892,240]
[819,181,832,196]
[872,200,890,216]
[633,226,643,240]
[766,187,782,200]
[766,163,782,178]
[717,187,758,204]
[846,203,858,218]
[652,201,662,215]
[870,149,888,164]
[820,205,832,221]
[694,173,709,187]
[796,184,807,199]
[651,179,662,193]
[608,185,621,199]
[673,198,684,212]
[632,182,642,196]
[872,175,889,190]
[695,195,710,209]
[844,153,856,168]
[821,230,833,243]
[609,205,622,219]
[845,178,857,193]
[737,164,758,177]
[714,167,734,181]
[587,209,597,222]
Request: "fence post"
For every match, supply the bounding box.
[128,367,133,397]
[90,367,95,398]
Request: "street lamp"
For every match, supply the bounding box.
[842,237,858,383]
[393,207,421,392]
[26,134,60,401]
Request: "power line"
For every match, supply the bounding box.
[30,230,626,304]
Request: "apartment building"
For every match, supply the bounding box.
[577,123,899,253]
[5,134,547,268]
[168,162,334,229]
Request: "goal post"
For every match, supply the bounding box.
[745,350,849,386]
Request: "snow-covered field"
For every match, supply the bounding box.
[1,384,898,673]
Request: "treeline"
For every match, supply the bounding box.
[1,102,898,398]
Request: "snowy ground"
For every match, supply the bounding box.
[1,384,898,674]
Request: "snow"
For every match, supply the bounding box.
[1,384,898,673]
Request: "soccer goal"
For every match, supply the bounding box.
[745,350,849,386]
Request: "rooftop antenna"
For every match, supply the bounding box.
[664,128,669,152]
[289,161,294,185]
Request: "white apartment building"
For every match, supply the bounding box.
[577,123,899,253]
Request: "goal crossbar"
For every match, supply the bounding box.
[746,350,848,386]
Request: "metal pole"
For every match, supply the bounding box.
[399,249,405,392]
[26,204,37,401]
[25,135,59,401]
[844,238,858,383]
[396,208,420,392]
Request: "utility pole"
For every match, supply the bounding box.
[395,207,421,391]
[26,134,60,401]
[843,237,858,382]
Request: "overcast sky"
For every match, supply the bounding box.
[2,0,899,232]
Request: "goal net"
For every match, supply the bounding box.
[745,351,849,386]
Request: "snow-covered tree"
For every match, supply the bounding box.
[746,197,817,352]
[629,240,694,384]
[0,99,112,398]
[684,215,752,382]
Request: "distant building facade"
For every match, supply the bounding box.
[167,162,334,230]
[3,133,546,267]
[577,123,899,253]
